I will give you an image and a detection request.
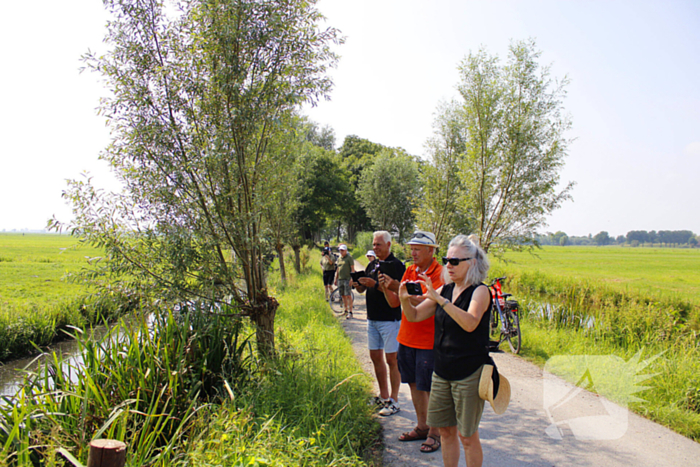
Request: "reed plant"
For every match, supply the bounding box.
[0,305,255,466]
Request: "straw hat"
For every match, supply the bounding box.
[478,364,511,415]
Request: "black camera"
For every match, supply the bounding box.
[322,247,331,256]
[405,282,423,296]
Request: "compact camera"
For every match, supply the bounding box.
[405,282,423,295]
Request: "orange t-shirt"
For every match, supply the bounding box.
[397,258,444,350]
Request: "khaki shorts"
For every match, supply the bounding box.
[427,366,485,437]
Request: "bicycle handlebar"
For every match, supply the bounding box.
[489,276,507,286]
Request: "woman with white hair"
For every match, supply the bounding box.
[398,234,492,467]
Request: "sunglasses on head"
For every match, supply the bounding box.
[442,257,472,266]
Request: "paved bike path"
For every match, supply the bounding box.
[338,266,700,466]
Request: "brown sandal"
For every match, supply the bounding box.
[420,434,441,453]
[398,426,429,442]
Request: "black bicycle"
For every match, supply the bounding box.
[488,276,522,354]
[329,286,356,313]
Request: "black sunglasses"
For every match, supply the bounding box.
[442,257,472,266]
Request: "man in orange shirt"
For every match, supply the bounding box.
[383,230,443,453]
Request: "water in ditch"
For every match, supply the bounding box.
[0,314,156,398]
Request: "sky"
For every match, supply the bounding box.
[1,0,699,237]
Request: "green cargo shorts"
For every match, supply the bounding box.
[426,366,485,437]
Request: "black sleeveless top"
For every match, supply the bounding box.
[433,282,492,381]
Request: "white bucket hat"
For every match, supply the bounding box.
[406,231,439,248]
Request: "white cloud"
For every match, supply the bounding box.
[684,142,700,157]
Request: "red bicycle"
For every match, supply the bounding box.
[489,276,522,354]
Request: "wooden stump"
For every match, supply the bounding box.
[86,439,127,467]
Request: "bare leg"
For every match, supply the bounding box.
[369,349,389,400]
[459,430,482,467]
[409,384,440,446]
[342,294,352,313]
[385,351,400,401]
[440,426,461,467]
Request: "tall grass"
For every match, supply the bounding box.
[0,306,255,466]
[180,254,380,466]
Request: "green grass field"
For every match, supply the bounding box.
[0,233,102,307]
[0,234,133,360]
[492,246,700,305]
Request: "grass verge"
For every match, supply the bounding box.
[181,255,380,466]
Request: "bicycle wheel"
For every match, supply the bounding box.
[505,310,521,354]
[329,287,342,311]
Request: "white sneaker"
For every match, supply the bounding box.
[369,395,387,408]
[378,398,400,416]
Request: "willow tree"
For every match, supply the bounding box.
[420,39,573,252]
[57,0,340,356]
[414,100,471,248]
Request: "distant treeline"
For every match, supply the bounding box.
[538,230,698,247]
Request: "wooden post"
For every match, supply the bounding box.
[86,439,127,467]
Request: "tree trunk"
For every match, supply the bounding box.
[276,243,286,284]
[292,245,301,274]
[250,293,278,358]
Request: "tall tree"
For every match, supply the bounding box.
[262,116,308,284]
[337,135,386,241]
[296,148,351,241]
[424,40,573,252]
[415,100,471,248]
[593,231,611,246]
[56,0,340,356]
[357,149,420,242]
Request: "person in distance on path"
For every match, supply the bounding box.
[382,230,443,453]
[366,249,376,263]
[354,231,406,416]
[320,241,336,301]
[399,234,492,467]
[334,244,355,318]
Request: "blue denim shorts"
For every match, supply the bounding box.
[367,320,400,353]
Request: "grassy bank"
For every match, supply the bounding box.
[491,246,700,440]
[184,262,379,466]
[0,234,136,360]
[0,253,380,466]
